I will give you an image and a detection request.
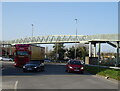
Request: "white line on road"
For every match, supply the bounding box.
[14,80,18,91]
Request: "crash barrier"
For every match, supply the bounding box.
[85,64,120,70]
[85,57,120,67]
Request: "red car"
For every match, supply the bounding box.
[66,60,84,74]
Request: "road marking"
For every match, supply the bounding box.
[14,80,18,90]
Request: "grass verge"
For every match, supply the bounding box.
[85,65,120,80]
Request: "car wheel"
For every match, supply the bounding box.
[67,69,70,73]
[41,67,44,71]
[37,68,41,72]
[80,71,84,74]
[23,70,26,72]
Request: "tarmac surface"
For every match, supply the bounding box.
[1,61,119,90]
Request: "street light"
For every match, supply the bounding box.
[75,19,78,59]
[31,24,34,42]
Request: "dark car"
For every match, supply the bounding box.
[66,60,84,74]
[44,59,51,63]
[23,61,44,72]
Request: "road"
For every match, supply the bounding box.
[1,61,119,90]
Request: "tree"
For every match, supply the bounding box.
[46,49,55,60]
[67,46,75,59]
[79,46,89,60]
[53,43,66,60]
[66,46,89,60]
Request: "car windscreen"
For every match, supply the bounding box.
[70,61,81,65]
[28,61,40,64]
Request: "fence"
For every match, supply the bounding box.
[100,58,120,66]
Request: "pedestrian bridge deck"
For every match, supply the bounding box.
[1,34,120,45]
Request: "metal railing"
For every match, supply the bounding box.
[0,34,119,45]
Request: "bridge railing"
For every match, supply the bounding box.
[0,34,119,44]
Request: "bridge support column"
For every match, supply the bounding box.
[93,43,96,57]
[89,42,92,57]
[9,45,12,58]
[116,41,119,67]
[0,44,2,57]
[98,42,101,63]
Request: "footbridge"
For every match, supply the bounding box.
[1,34,120,44]
[0,34,120,66]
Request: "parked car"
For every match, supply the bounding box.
[44,59,51,63]
[23,61,44,72]
[66,60,84,74]
[0,57,13,61]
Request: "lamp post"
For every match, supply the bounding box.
[31,24,34,42]
[75,19,78,59]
